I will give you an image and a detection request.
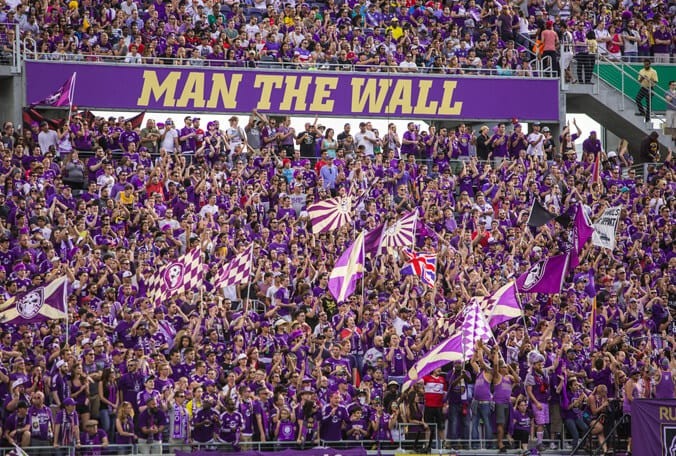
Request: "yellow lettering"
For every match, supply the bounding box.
[253,75,284,110]
[387,79,413,114]
[136,70,181,107]
[659,407,676,421]
[279,76,313,111]
[351,78,391,113]
[308,77,338,112]
[436,81,463,115]
[205,73,242,109]
[413,80,439,115]
[175,72,206,108]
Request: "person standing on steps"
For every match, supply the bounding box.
[635,59,659,123]
[665,80,676,144]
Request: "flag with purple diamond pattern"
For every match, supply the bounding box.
[214,243,254,289]
[460,299,493,359]
[148,248,203,305]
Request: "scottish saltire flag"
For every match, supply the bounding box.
[478,281,522,327]
[363,222,384,257]
[32,73,76,107]
[402,332,463,391]
[214,243,254,289]
[400,248,437,287]
[460,300,493,358]
[308,196,352,234]
[0,277,68,324]
[527,199,556,227]
[148,248,203,305]
[569,203,594,270]
[328,231,365,303]
[378,209,417,253]
[516,253,569,294]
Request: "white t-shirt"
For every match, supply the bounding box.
[355,130,376,156]
[161,128,179,152]
[526,132,545,157]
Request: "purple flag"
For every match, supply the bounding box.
[402,332,463,391]
[147,248,204,305]
[478,281,522,327]
[32,73,76,107]
[0,277,68,324]
[630,399,676,456]
[363,223,384,258]
[569,203,594,270]
[328,232,365,303]
[516,253,569,294]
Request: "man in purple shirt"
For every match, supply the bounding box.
[179,116,197,156]
[27,391,53,448]
[582,131,602,156]
[136,397,166,453]
[119,121,140,153]
[320,391,349,442]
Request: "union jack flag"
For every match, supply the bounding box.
[400,248,437,287]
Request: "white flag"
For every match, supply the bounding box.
[592,206,621,250]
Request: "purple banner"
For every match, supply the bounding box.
[631,399,676,456]
[25,61,559,121]
[176,448,368,456]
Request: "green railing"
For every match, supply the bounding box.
[595,61,676,112]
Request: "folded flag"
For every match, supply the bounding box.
[569,203,594,270]
[0,277,68,324]
[147,248,204,305]
[308,196,352,234]
[400,248,437,287]
[328,231,365,303]
[527,199,556,227]
[214,243,254,289]
[32,73,76,107]
[516,253,569,294]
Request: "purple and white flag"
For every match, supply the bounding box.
[378,209,417,253]
[478,281,522,327]
[0,277,68,324]
[148,248,204,305]
[214,243,254,289]
[308,196,352,234]
[31,73,76,107]
[402,332,463,391]
[460,299,493,359]
[328,231,365,303]
[569,203,594,270]
[516,253,569,294]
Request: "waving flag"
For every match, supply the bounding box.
[308,196,352,234]
[0,277,68,324]
[328,232,365,303]
[479,281,522,327]
[214,243,254,289]
[363,222,384,257]
[400,248,437,287]
[31,73,76,107]
[527,199,556,227]
[516,253,569,294]
[148,248,204,305]
[379,209,418,253]
[569,203,594,270]
[591,152,602,188]
[460,300,493,359]
[402,332,463,391]
[592,206,621,250]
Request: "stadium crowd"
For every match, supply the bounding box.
[0,109,671,455]
[0,0,674,72]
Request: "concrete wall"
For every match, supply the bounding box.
[0,73,24,126]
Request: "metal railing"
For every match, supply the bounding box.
[22,51,558,78]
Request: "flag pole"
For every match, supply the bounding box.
[66,72,77,121]
[244,243,254,311]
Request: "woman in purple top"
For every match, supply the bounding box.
[492,355,519,453]
[115,402,137,447]
[509,398,532,451]
[470,343,494,446]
